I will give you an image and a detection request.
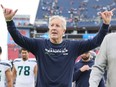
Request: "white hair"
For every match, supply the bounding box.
[48,15,67,30]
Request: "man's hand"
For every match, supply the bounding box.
[80,65,90,72]
[100,8,115,24]
[1,4,18,21]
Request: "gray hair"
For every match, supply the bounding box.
[48,15,67,30]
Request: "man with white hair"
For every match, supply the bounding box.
[1,5,114,87]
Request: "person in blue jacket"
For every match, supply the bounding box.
[1,5,114,87]
[73,51,105,87]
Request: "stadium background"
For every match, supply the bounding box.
[3,0,116,60]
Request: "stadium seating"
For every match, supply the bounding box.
[35,0,116,28]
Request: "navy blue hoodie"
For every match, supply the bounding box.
[7,21,108,87]
[73,59,105,87]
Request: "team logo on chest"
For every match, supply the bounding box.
[45,48,68,55]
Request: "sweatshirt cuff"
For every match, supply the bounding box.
[102,23,109,29]
[6,20,14,26]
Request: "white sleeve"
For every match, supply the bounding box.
[89,35,108,87]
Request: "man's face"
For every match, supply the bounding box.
[49,18,65,40]
[21,50,29,61]
[81,52,90,61]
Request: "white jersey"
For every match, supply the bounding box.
[0,60,11,87]
[13,58,37,87]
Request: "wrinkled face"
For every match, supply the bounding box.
[81,52,90,61]
[49,18,65,40]
[21,50,29,61]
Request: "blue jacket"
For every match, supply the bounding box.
[7,21,109,87]
[73,59,105,87]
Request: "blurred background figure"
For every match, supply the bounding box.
[73,51,105,87]
[89,32,116,87]
[0,46,13,87]
[12,48,37,87]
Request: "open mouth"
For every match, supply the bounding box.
[51,31,58,35]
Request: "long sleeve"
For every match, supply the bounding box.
[89,35,108,87]
[6,20,38,55]
[72,23,109,57]
[73,67,82,82]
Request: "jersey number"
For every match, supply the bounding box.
[18,66,30,76]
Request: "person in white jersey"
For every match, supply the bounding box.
[12,48,37,87]
[0,46,13,87]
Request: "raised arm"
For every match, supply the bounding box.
[1,5,38,54]
[1,4,18,21]
[73,9,114,56]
